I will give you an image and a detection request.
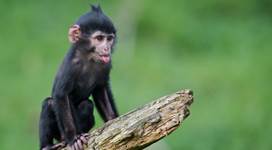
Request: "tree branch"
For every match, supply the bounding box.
[62,89,193,150]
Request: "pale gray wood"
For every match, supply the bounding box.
[62,89,193,150]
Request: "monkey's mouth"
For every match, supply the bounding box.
[99,54,110,63]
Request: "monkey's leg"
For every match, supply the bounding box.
[39,97,62,150]
[64,100,94,150]
[76,100,95,133]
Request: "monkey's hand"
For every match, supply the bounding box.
[68,133,89,150]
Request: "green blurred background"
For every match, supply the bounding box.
[0,0,272,149]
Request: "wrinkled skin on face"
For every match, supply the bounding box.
[89,31,115,63]
[68,25,115,64]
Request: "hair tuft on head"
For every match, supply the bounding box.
[90,4,102,13]
[76,4,116,34]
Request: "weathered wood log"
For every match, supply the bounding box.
[62,89,193,150]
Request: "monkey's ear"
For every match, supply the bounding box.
[68,25,81,43]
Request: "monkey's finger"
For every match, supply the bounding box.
[76,139,83,150]
[70,144,74,150]
[77,139,84,150]
[80,134,89,141]
[82,133,90,138]
[82,133,89,136]
[80,136,88,144]
[74,142,79,150]
[67,145,73,150]
[72,145,76,150]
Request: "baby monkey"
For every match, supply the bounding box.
[39,5,118,150]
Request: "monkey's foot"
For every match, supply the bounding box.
[68,133,89,150]
[41,142,66,150]
[51,142,66,150]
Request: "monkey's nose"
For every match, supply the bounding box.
[103,47,109,52]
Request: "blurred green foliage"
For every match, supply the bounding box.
[0,0,271,149]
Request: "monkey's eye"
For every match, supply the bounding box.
[95,35,105,42]
[107,36,114,42]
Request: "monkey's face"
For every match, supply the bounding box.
[89,31,115,64]
[68,25,115,64]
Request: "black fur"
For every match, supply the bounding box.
[39,5,118,150]
[76,5,116,35]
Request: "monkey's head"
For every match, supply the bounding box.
[69,5,116,64]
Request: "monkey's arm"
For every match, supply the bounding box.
[52,65,77,144]
[92,83,118,122]
[54,94,76,143]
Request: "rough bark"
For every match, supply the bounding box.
[62,89,194,150]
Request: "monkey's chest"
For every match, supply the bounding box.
[75,74,97,96]
[72,71,107,99]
